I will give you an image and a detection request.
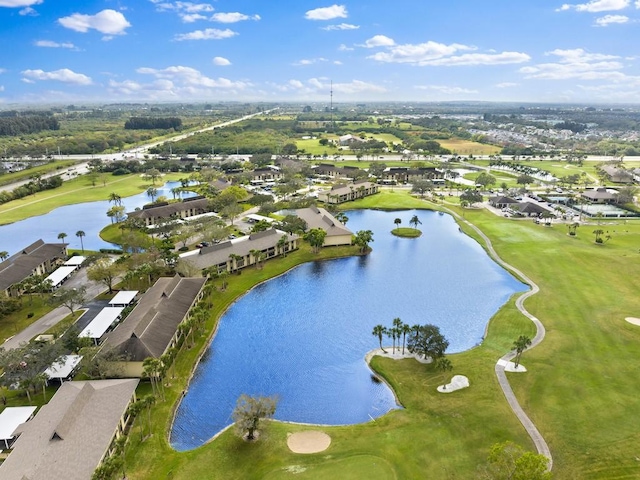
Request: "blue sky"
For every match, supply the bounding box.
[1,0,640,104]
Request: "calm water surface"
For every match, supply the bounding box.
[170,209,527,450]
[0,181,195,255]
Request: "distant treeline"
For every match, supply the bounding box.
[0,115,60,136]
[0,175,62,205]
[124,117,183,130]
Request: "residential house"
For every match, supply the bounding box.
[318,181,379,204]
[183,228,299,274]
[127,196,210,226]
[295,207,353,246]
[339,134,365,146]
[250,166,283,183]
[0,239,67,296]
[100,275,206,377]
[0,379,139,480]
[600,165,634,184]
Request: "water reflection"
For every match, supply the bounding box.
[0,181,195,254]
[170,209,527,451]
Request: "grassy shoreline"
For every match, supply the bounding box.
[0,172,184,225]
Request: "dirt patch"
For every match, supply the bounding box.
[287,431,331,454]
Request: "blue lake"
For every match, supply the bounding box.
[170,209,527,451]
[0,181,195,255]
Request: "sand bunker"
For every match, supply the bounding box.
[497,359,527,372]
[287,431,331,454]
[625,317,640,326]
[437,375,469,393]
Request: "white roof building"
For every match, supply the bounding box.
[44,355,83,383]
[0,406,37,449]
[108,290,138,307]
[44,266,77,289]
[63,256,86,267]
[79,307,125,342]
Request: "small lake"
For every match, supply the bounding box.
[170,209,527,451]
[0,181,196,255]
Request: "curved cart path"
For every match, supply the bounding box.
[443,205,552,469]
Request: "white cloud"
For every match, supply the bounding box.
[0,0,41,7]
[421,52,531,66]
[136,65,249,90]
[556,0,629,12]
[21,68,92,85]
[415,85,479,94]
[362,35,395,48]
[19,6,37,15]
[366,40,528,66]
[210,12,260,23]
[322,23,359,31]
[150,1,214,13]
[338,44,354,51]
[334,60,343,65]
[181,13,206,22]
[317,79,386,94]
[519,48,626,80]
[34,40,76,49]
[496,82,518,88]
[58,9,131,35]
[305,4,348,20]
[213,56,231,66]
[174,28,237,41]
[293,57,328,66]
[595,13,629,24]
[0,86,4,92]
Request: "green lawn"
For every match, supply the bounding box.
[0,295,55,344]
[391,227,422,237]
[8,189,639,479]
[0,160,77,186]
[0,172,183,225]
[438,139,501,155]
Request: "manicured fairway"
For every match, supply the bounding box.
[262,455,397,480]
[0,172,183,225]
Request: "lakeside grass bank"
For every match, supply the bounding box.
[0,172,184,225]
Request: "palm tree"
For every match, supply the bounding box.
[57,232,68,244]
[146,187,158,203]
[108,192,122,206]
[0,251,8,262]
[75,230,86,252]
[409,215,421,230]
[568,223,579,236]
[372,325,388,353]
[228,253,243,272]
[394,218,402,229]
[512,335,532,368]
[335,212,349,225]
[593,229,604,243]
[170,187,181,200]
[401,323,412,354]
[393,318,403,354]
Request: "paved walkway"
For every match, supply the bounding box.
[438,202,553,470]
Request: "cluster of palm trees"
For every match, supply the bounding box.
[488,159,551,180]
[372,318,415,355]
[393,215,422,230]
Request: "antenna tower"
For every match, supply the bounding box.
[330,80,333,132]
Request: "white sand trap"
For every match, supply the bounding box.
[437,375,469,393]
[497,359,527,372]
[287,431,331,454]
[366,348,431,364]
[625,317,640,326]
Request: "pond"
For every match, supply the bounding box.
[0,181,196,255]
[170,209,527,451]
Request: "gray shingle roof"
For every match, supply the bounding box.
[185,229,299,270]
[101,275,206,361]
[127,196,209,220]
[0,379,139,480]
[294,207,353,237]
[0,240,67,292]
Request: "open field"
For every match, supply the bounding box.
[0,172,183,225]
[439,139,501,155]
[0,295,53,344]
